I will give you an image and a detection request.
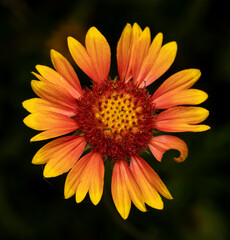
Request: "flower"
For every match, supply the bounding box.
[23,23,210,219]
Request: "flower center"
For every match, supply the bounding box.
[75,79,155,161]
[94,93,140,136]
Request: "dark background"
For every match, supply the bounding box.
[0,0,229,239]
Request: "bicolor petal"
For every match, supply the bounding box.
[151,69,208,108]
[148,135,188,162]
[131,155,172,200]
[23,111,78,131]
[154,106,210,132]
[116,23,133,82]
[134,32,163,85]
[130,155,164,209]
[50,49,83,95]
[111,159,146,219]
[68,27,111,83]
[31,136,86,177]
[31,80,77,110]
[36,65,81,99]
[64,152,104,205]
[23,111,78,141]
[139,41,177,87]
[22,98,76,117]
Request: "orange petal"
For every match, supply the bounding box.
[148,135,188,162]
[64,152,104,205]
[139,42,177,88]
[130,155,172,200]
[36,65,81,99]
[154,106,210,132]
[152,89,208,109]
[130,155,164,209]
[116,23,133,82]
[68,27,110,83]
[50,49,83,95]
[22,98,76,117]
[111,160,131,220]
[42,136,86,178]
[23,111,78,131]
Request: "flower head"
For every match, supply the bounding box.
[23,23,210,219]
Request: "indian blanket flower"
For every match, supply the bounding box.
[23,23,210,219]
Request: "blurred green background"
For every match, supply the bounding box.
[0,0,229,239]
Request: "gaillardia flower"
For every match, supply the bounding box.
[23,23,210,219]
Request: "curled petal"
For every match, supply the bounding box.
[130,155,172,200]
[50,49,82,95]
[154,106,210,132]
[64,152,104,206]
[148,135,188,162]
[68,27,111,83]
[111,159,146,220]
